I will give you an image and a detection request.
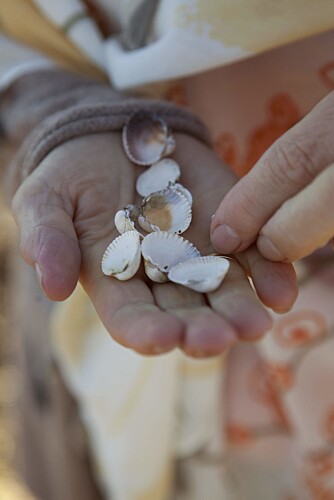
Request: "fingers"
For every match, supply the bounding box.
[257,163,334,262]
[236,245,298,312]
[207,259,272,342]
[153,283,237,358]
[79,231,184,355]
[12,177,81,301]
[211,91,334,254]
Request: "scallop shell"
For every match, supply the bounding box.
[141,232,200,282]
[168,256,230,293]
[173,183,193,205]
[136,159,181,197]
[101,231,141,280]
[122,111,175,166]
[139,186,192,234]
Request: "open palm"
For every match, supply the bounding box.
[12,132,297,356]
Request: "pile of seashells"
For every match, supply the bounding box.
[101,111,230,293]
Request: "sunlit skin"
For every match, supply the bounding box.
[12,132,297,357]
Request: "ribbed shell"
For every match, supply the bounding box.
[101,231,141,280]
[140,186,192,234]
[136,159,181,197]
[173,183,193,206]
[141,232,200,282]
[122,111,175,166]
[168,256,230,292]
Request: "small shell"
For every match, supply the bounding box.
[136,159,181,197]
[168,256,230,293]
[141,232,200,282]
[140,186,192,234]
[122,111,175,166]
[173,183,193,205]
[101,231,141,280]
[114,209,136,234]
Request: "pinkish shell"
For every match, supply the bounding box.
[122,111,175,166]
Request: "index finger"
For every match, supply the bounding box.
[210,91,334,254]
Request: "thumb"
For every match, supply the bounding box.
[12,178,81,301]
[211,91,334,254]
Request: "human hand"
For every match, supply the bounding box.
[11,132,297,357]
[211,91,334,262]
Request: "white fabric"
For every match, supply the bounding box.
[104,28,248,90]
[51,290,225,500]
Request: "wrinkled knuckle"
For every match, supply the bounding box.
[270,135,317,188]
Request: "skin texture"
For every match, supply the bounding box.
[12,132,297,357]
[211,90,334,263]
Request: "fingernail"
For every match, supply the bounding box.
[35,263,44,291]
[257,235,285,261]
[211,224,241,253]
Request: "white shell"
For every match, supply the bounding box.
[168,256,230,293]
[122,111,175,166]
[141,232,200,282]
[101,231,141,280]
[136,159,181,197]
[114,209,136,234]
[173,183,193,205]
[140,186,192,234]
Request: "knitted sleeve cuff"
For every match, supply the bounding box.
[1,69,211,197]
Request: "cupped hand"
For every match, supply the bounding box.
[211,91,334,262]
[11,132,297,357]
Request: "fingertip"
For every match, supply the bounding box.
[210,223,243,254]
[182,316,237,358]
[36,238,81,301]
[108,306,183,355]
[253,260,298,313]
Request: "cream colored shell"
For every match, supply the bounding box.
[141,232,200,282]
[136,159,181,197]
[101,231,141,280]
[168,256,230,292]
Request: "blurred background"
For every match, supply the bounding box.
[0,205,36,500]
